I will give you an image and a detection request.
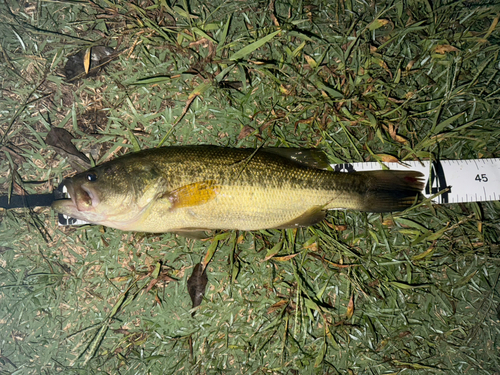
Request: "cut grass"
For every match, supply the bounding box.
[1,0,500,374]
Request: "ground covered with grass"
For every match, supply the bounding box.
[1,0,500,373]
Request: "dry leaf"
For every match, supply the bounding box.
[304,54,317,69]
[346,295,354,319]
[485,15,499,38]
[46,127,91,171]
[384,123,408,144]
[393,134,408,144]
[83,48,91,74]
[273,253,300,261]
[369,18,390,31]
[405,59,416,71]
[145,278,158,293]
[303,242,318,251]
[267,299,288,314]
[375,154,399,163]
[382,218,395,226]
[187,263,208,316]
[238,125,255,140]
[64,46,116,81]
[434,44,459,54]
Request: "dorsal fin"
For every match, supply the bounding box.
[262,148,330,170]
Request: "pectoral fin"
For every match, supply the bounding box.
[274,206,326,229]
[166,180,220,210]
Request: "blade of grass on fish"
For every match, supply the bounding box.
[229,30,281,61]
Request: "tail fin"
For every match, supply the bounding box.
[362,170,424,213]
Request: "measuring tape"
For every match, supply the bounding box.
[333,158,500,204]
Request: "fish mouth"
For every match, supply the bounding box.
[52,180,103,222]
[76,184,100,211]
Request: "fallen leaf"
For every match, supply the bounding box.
[369,19,390,31]
[346,295,354,319]
[384,124,408,144]
[64,46,116,81]
[376,154,399,163]
[303,241,318,251]
[304,54,317,69]
[434,44,459,54]
[187,263,208,316]
[46,127,91,171]
[145,278,158,293]
[83,48,91,74]
[238,125,255,140]
[267,299,288,314]
[382,218,395,226]
[273,253,301,261]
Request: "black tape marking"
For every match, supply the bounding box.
[425,160,451,203]
[333,163,356,173]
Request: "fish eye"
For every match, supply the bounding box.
[86,172,98,182]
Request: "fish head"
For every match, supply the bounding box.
[52,160,164,229]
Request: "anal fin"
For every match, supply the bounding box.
[274,206,326,229]
[172,229,211,240]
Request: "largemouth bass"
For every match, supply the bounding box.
[52,146,424,233]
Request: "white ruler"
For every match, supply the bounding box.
[332,158,500,204]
